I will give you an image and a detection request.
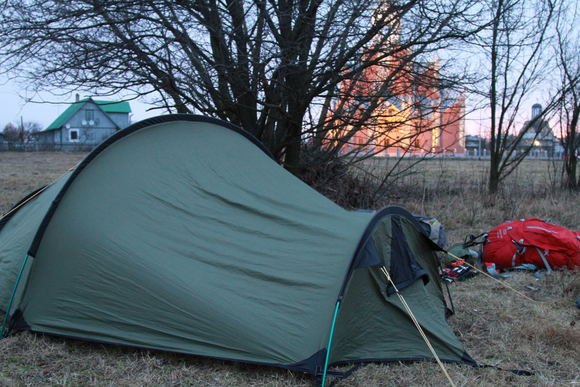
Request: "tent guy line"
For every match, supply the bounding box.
[445,252,536,302]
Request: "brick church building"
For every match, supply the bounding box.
[326,39,465,156]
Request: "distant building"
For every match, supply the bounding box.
[326,40,465,157]
[464,135,488,157]
[35,97,131,150]
[516,104,562,158]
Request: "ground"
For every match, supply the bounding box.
[0,152,578,386]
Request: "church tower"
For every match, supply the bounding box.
[531,103,542,119]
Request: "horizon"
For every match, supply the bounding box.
[0,77,559,140]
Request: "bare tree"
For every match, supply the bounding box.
[554,1,580,190]
[2,123,21,143]
[2,120,41,143]
[0,0,485,173]
[469,0,558,193]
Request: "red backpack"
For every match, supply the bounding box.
[483,219,580,270]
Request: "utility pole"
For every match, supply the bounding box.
[20,116,24,143]
[478,122,482,158]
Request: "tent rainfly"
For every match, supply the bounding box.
[0,115,474,379]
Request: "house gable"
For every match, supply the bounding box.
[40,98,131,147]
[44,98,131,132]
[67,101,119,131]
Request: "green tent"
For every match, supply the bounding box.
[0,115,473,378]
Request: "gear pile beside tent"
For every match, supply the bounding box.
[0,115,474,384]
[483,219,580,271]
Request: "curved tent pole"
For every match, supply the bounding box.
[322,206,444,385]
[1,254,30,337]
[320,300,341,387]
[336,206,438,299]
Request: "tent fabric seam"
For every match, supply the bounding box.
[1,254,30,336]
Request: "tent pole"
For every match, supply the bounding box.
[1,254,30,337]
[321,300,341,387]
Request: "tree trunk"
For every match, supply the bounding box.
[563,106,579,190]
[563,148,578,190]
[489,153,500,194]
[284,123,303,175]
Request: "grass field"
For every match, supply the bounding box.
[0,152,578,386]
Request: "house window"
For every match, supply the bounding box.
[85,109,95,122]
[69,129,80,142]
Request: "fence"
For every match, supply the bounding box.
[0,142,96,152]
[0,141,569,160]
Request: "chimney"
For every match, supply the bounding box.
[75,93,80,102]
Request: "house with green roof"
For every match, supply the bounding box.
[35,97,131,149]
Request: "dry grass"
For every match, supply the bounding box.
[1,152,579,386]
[0,152,85,214]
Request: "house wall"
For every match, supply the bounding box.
[35,132,57,144]
[107,112,130,129]
[439,102,465,154]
